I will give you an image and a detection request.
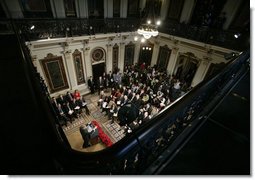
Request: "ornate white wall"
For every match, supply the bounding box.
[28,32,236,97]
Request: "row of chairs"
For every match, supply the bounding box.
[51,91,90,126]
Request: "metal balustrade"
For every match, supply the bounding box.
[0,18,248,51]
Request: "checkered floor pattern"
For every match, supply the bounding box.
[102,121,126,143]
[63,113,91,135]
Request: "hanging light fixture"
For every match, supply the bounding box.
[137,0,160,40]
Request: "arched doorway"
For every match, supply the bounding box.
[138,41,154,67]
[92,62,106,83]
[91,47,106,83]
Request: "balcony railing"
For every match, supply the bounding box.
[0,18,249,51]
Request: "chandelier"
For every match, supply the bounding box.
[137,0,161,40]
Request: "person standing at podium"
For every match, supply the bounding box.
[80,125,91,148]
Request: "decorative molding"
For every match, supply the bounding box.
[40,55,69,93]
[64,50,72,54]
[73,49,85,85]
[91,47,106,64]
[108,37,114,41]
[173,40,179,45]
[44,53,57,59]
[122,36,127,40]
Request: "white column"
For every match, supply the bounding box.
[150,43,160,67]
[4,0,23,18]
[49,0,56,18]
[106,45,113,73]
[133,43,140,64]
[104,0,108,18]
[75,0,80,17]
[83,48,93,79]
[160,0,170,21]
[191,60,210,87]
[167,48,179,75]
[79,0,88,18]
[120,0,128,18]
[78,48,89,94]
[105,0,113,18]
[52,0,65,18]
[63,51,77,89]
[139,0,146,10]
[118,43,125,73]
[179,0,195,23]
[221,0,242,30]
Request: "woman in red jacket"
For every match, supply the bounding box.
[73,89,81,100]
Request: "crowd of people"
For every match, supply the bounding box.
[87,62,192,133]
[51,90,90,126]
[50,61,192,135]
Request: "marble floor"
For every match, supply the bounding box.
[62,90,126,152]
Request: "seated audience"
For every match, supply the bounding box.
[73,89,81,100]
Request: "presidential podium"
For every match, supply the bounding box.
[89,127,99,145]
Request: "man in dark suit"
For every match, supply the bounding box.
[88,76,95,94]
[80,125,91,148]
[57,94,67,106]
[98,76,104,94]
[107,71,114,88]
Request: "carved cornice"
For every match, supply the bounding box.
[44,53,57,59]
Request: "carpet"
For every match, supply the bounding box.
[91,110,104,119]
[102,120,126,143]
[87,103,97,112]
[63,117,86,135]
[85,99,92,104]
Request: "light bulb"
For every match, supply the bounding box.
[147,20,151,24]
[134,36,138,41]
[156,20,161,25]
[141,38,145,43]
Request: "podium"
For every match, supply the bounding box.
[87,124,99,145]
[89,126,99,145]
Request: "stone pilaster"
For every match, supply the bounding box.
[191,59,211,87]
[118,42,125,72]
[106,44,113,73]
[150,43,160,67]
[167,47,179,75]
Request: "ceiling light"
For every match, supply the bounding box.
[141,38,145,43]
[134,36,138,41]
[137,0,160,40]
[234,33,241,39]
[30,25,35,30]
